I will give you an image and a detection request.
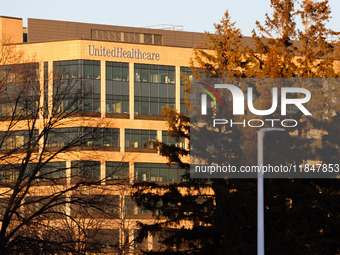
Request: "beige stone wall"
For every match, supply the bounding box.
[14,39,201,67]
[0,41,192,173]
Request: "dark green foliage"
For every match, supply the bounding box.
[133,1,339,254]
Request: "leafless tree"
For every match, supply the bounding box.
[0,41,129,254]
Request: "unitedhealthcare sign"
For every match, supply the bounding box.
[88,45,160,61]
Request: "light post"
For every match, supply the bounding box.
[257,128,284,255]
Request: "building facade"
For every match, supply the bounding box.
[0,16,214,253]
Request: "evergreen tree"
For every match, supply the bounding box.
[250,0,297,78]
[248,1,339,254]
[192,11,249,78]
[133,2,340,254]
[133,11,258,255]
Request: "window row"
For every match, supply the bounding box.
[1,62,193,117]
[53,61,176,83]
[0,195,149,220]
[0,128,185,151]
[0,128,119,150]
[135,163,185,182]
[47,127,119,148]
[0,195,154,217]
[0,161,185,183]
[0,63,39,84]
[134,97,175,116]
[53,60,100,80]
[0,130,39,150]
[134,64,175,84]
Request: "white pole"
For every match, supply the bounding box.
[257,128,284,255]
[257,130,265,255]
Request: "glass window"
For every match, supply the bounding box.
[134,64,175,116]
[44,62,49,80]
[134,163,184,182]
[93,80,100,94]
[53,60,101,113]
[69,64,78,78]
[83,64,93,79]
[159,83,167,98]
[122,66,129,81]
[150,69,159,83]
[150,102,158,115]
[125,196,152,215]
[39,161,66,181]
[106,62,129,114]
[101,128,119,147]
[47,127,78,147]
[122,84,129,95]
[0,130,38,150]
[150,84,158,97]
[24,196,66,217]
[71,161,100,180]
[168,84,175,98]
[106,162,129,180]
[125,129,156,149]
[113,81,122,94]
[106,62,129,82]
[140,68,149,83]
[93,65,100,79]
[180,66,206,115]
[141,100,149,115]
[150,165,159,181]
[159,169,168,181]
[106,81,112,94]
[162,131,185,148]
[168,166,178,182]
[71,194,119,219]
[44,62,49,114]
[106,65,112,80]
[141,82,149,97]
[112,66,122,80]
[0,63,40,117]
[46,127,119,148]
[0,164,19,183]
[86,229,120,252]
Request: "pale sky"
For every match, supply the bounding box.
[2,0,340,36]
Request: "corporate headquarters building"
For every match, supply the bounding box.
[0,16,218,253]
[1,15,339,255]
